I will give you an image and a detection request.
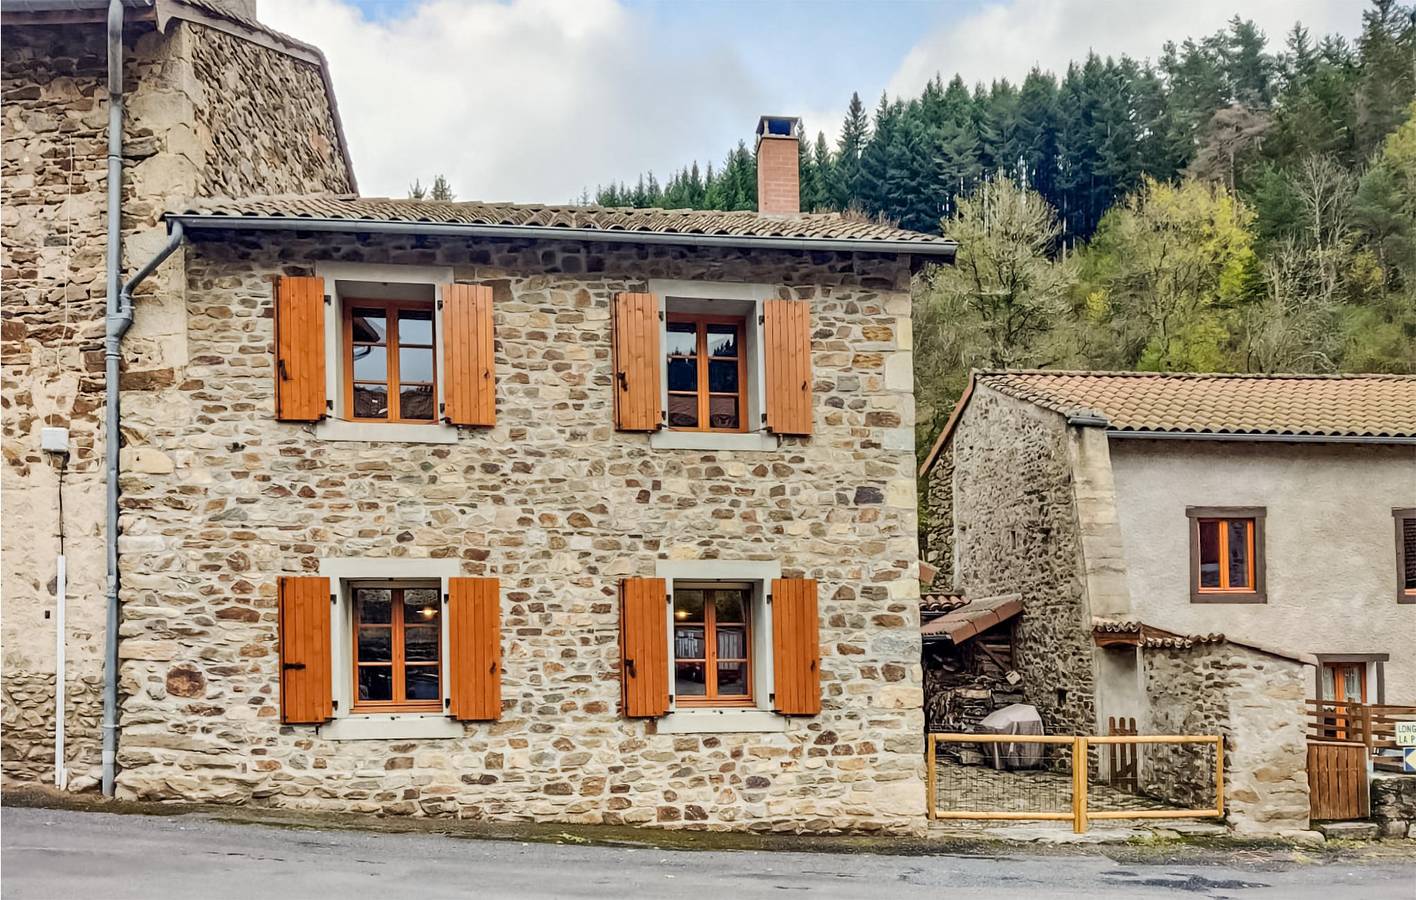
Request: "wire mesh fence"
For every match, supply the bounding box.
[927,733,1223,832]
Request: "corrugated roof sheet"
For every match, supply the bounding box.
[980,370,1416,438]
[171,195,956,253]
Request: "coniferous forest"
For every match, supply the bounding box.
[586,1,1416,453]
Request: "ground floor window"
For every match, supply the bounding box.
[673,583,753,706]
[353,584,442,712]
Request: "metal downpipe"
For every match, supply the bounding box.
[101,0,125,799]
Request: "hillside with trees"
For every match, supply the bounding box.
[587,1,1416,453]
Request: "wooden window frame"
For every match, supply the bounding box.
[673,584,754,708]
[665,313,748,434]
[1396,508,1416,604]
[1187,506,1266,603]
[352,585,443,714]
[342,298,438,425]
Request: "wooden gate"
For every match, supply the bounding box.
[1107,716,1138,792]
[1306,740,1368,821]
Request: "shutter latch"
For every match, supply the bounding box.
[624,657,637,678]
[282,662,306,671]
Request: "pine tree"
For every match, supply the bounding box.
[833,92,870,208]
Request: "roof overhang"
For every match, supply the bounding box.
[167,213,959,261]
[1104,430,1416,445]
[920,594,1022,644]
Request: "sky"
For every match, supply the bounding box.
[260,0,1370,204]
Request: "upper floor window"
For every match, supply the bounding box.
[666,314,747,433]
[1188,507,1266,603]
[345,300,437,424]
[1397,509,1416,603]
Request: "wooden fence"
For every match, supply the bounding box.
[1305,700,1416,771]
[926,732,1224,834]
[1306,740,1370,821]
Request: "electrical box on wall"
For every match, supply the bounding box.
[41,427,69,454]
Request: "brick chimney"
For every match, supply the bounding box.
[755,115,801,216]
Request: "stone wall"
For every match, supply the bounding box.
[104,231,927,832]
[947,386,1096,738]
[1371,775,1416,838]
[920,441,952,583]
[1141,643,1310,834]
[1,17,353,791]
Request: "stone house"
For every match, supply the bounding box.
[919,370,1416,833]
[3,0,355,791]
[3,0,961,831]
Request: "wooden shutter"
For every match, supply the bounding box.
[278,576,333,724]
[448,577,501,720]
[611,292,661,431]
[619,577,669,717]
[274,276,326,421]
[771,578,821,715]
[442,284,496,427]
[763,299,812,435]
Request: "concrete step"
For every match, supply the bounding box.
[1315,820,1380,841]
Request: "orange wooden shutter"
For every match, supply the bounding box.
[611,292,662,431]
[278,576,333,724]
[763,299,812,435]
[448,577,501,720]
[619,577,669,717]
[442,284,496,427]
[771,578,821,715]
[274,275,326,421]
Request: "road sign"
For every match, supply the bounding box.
[1397,721,1416,747]
[1404,747,1416,774]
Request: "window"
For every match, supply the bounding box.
[1321,661,1367,705]
[343,300,437,424]
[673,585,753,706]
[1188,507,1265,603]
[666,314,747,432]
[352,585,442,712]
[1397,509,1416,603]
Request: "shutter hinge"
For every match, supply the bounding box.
[330,592,337,605]
[443,593,449,603]
[445,697,451,709]
[658,310,664,321]
[326,400,333,411]
[769,692,776,702]
[437,299,444,310]
[761,413,768,424]
[439,402,446,414]
[759,314,765,325]
[332,700,338,710]
[766,593,772,604]
[324,295,332,305]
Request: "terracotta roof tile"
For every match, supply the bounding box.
[979,370,1416,438]
[920,592,969,614]
[170,195,956,254]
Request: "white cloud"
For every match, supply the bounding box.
[263,0,769,202]
[888,0,1366,97]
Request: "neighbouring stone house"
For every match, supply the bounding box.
[3,0,355,791]
[920,370,1416,833]
[3,0,962,830]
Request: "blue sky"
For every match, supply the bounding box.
[263,0,1365,203]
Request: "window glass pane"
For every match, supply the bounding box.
[717,662,748,696]
[399,385,435,420]
[351,310,387,343]
[1198,520,1220,588]
[356,589,392,623]
[665,322,697,356]
[358,666,392,702]
[667,357,697,392]
[1226,520,1250,588]
[405,626,438,662]
[403,589,440,622]
[675,661,706,696]
[1339,666,1362,703]
[708,359,738,393]
[398,309,433,345]
[712,589,746,623]
[1321,666,1335,700]
[706,325,738,357]
[352,344,387,382]
[716,626,747,660]
[708,395,739,430]
[674,589,704,622]
[405,666,439,701]
[1402,519,1416,590]
[357,626,392,662]
[354,383,389,419]
[668,394,698,428]
[674,626,705,660]
[399,346,434,383]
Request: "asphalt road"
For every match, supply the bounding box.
[3,807,1414,899]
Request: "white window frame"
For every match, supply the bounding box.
[316,557,464,740]
[313,261,459,445]
[655,558,787,733]
[648,279,782,453]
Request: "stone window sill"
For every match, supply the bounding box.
[317,714,464,741]
[658,708,787,734]
[314,419,459,444]
[649,430,782,453]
